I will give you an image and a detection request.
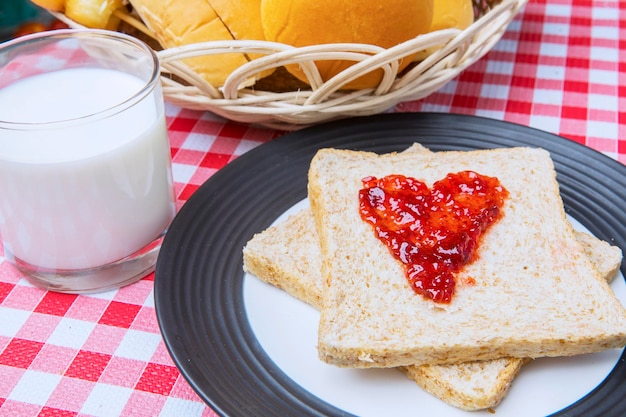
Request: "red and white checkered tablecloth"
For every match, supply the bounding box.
[1,1,624,416]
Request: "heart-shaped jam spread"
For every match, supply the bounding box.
[359,171,508,303]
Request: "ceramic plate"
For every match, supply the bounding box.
[154,113,626,417]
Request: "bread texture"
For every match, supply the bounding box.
[129,0,271,87]
[576,231,622,283]
[243,143,623,410]
[308,147,626,368]
[242,204,621,410]
[243,143,432,308]
[413,0,475,61]
[243,210,621,313]
[260,0,434,89]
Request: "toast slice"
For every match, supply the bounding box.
[243,209,621,314]
[308,147,626,368]
[242,205,622,410]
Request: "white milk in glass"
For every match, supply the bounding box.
[0,67,175,270]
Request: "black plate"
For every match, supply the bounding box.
[154,113,626,417]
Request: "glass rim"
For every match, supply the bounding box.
[0,28,161,130]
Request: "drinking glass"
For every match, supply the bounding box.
[0,29,175,293]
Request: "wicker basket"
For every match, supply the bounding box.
[55,0,528,129]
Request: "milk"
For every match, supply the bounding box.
[0,67,175,270]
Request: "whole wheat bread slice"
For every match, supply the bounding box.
[243,209,621,315]
[242,205,622,410]
[308,147,626,368]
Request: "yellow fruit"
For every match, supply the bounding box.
[30,0,66,12]
[260,0,434,90]
[65,0,123,30]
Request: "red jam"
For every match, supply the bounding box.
[359,171,508,303]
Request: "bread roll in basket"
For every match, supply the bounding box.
[46,0,529,129]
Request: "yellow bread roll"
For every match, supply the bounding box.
[414,0,475,61]
[207,0,265,45]
[206,0,275,78]
[129,0,271,87]
[431,0,474,32]
[260,0,434,90]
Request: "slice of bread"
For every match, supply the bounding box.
[242,205,622,410]
[575,231,622,283]
[243,209,621,313]
[308,147,626,368]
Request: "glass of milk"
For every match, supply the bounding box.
[0,29,176,293]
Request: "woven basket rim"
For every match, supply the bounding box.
[53,0,529,129]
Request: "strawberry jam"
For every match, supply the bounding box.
[359,171,508,303]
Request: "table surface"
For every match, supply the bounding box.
[1,1,625,416]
